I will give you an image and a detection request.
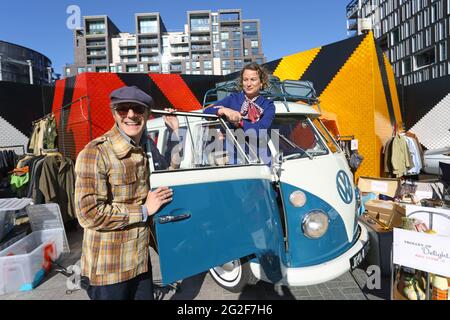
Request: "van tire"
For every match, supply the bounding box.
[209,257,257,293]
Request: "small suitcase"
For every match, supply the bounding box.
[359,214,393,277]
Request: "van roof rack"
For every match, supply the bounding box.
[202,76,319,109]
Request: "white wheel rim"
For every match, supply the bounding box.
[210,259,242,285]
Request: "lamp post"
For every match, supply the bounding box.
[26,60,33,85]
[47,66,53,83]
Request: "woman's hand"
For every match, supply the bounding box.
[145,187,173,216]
[217,107,242,126]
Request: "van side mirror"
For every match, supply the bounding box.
[272,152,284,181]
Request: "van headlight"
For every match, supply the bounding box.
[289,190,307,207]
[302,210,329,239]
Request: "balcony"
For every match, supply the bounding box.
[119,42,137,48]
[86,40,106,47]
[140,48,159,55]
[170,64,183,71]
[87,59,107,65]
[190,27,211,34]
[120,51,137,56]
[191,45,211,52]
[190,36,211,43]
[346,0,359,19]
[171,47,189,53]
[139,39,159,46]
[347,20,358,31]
[87,51,107,56]
[86,30,106,36]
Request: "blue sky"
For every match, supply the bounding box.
[0,0,351,74]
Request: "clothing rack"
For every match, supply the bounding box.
[0,145,25,155]
[32,113,54,125]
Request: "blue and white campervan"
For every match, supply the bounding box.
[146,78,369,292]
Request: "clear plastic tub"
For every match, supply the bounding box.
[0,229,64,294]
[0,198,32,242]
[0,210,15,242]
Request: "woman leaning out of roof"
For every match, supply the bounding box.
[204,62,275,131]
[203,63,275,164]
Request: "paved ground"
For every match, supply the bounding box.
[0,225,391,300]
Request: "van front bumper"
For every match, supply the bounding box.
[250,222,370,286]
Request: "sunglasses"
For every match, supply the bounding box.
[113,104,147,116]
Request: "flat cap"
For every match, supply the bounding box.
[110,86,154,109]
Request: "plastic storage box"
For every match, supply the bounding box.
[0,198,32,242]
[0,229,64,293]
[0,202,69,295]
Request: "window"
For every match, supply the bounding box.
[87,21,105,35]
[139,18,158,34]
[403,57,412,74]
[271,117,330,158]
[439,42,447,61]
[127,65,138,73]
[415,47,436,69]
[251,40,259,48]
[190,17,210,32]
[139,64,145,72]
[234,59,243,69]
[391,28,400,45]
[204,61,212,70]
[232,39,242,49]
[154,118,261,171]
[219,12,240,22]
[127,39,136,46]
[77,67,85,74]
[222,60,230,69]
[96,66,108,73]
[243,22,258,39]
[149,65,160,72]
[233,49,241,57]
[110,66,116,73]
[221,32,229,40]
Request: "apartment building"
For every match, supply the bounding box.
[65,9,265,77]
[346,0,450,86]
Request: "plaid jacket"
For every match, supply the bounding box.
[74,126,150,286]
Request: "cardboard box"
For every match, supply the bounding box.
[365,199,406,228]
[358,176,401,198]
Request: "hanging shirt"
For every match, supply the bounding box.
[404,136,422,175]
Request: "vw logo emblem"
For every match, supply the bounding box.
[336,170,353,204]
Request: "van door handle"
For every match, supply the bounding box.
[158,213,191,224]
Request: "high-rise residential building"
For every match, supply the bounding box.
[346,0,450,86]
[65,9,265,77]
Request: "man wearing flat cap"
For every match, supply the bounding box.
[74,86,176,300]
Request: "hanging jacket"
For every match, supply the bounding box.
[391,133,412,177]
[38,155,76,223]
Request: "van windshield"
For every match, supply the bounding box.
[271,116,329,159]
